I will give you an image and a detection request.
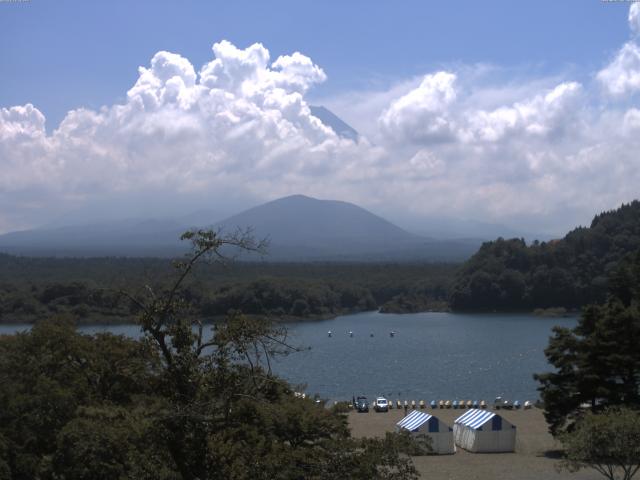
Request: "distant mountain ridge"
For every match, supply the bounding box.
[0,195,480,261]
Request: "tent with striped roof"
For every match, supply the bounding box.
[453,409,516,452]
[396,410,455,454]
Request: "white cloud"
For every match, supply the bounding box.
[624,107,640,131]
[597,41,640,96]
[379,72,458,143]
[596,4,640,97]
[630,3,640,36]
[2,29,640,236]
[461,82,582,142]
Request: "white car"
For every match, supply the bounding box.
[374,397,389,412]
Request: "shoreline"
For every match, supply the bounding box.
[0,306,579,327]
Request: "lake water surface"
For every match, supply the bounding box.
[0,311,576,402]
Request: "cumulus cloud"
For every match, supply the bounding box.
[631,3,640,36]
[461,81,582,142]
[2,14,640,237]
[597,4,640,96]
[379,71,458,143]
[597,42,640,96]
[1,42,348,204]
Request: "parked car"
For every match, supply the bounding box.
[373,397,389,412]
[355,396,369,412]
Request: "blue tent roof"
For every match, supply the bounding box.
[454,410,497,430]
[396,410,432,431]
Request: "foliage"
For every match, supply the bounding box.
[559,407,640,480]
[451,201,640,311]
[0,316,159,478]
[0,253,455,323]
[535,250,640,435]
[0,229,425,479]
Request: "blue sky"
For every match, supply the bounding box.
[1,0,640,236]
[1,0,631,129]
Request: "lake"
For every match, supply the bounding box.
[0,311,576,402]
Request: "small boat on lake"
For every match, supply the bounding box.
[327,331,332,337]
[348,331,353,337]
[390,331,396,337]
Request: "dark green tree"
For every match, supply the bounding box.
[0,229,425,479]
[535,250,640,435]
[121,229,424,479]
[0,316,158,478]
[451,201,640,311]
[559,407,640,480]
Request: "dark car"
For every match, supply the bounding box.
[355,396,369,412]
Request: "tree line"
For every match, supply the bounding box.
[0,255,455,323]
[450,201,640,311]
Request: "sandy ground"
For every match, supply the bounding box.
[348,406,601,480]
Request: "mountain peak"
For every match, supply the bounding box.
[309,106,359,141]
[0,195,481,261]
[273,194,317,203]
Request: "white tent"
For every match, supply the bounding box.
[453,409,516,453]
[396,410,455,454]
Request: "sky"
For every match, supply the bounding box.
[1,0,639,236]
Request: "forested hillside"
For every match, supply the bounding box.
[0,255,455,323]
[450,201,640,311]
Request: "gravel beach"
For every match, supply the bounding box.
[348,406,602,479]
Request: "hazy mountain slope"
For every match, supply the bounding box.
[0,195,480,260]
[309,106,359,141]
[0,219,187,257]
[217,195,413,244]
[215,195,477,260]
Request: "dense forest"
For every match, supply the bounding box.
[0,230,428,478]
[2,201,640,322]
[0,255,455,324]
[450,201,640,311]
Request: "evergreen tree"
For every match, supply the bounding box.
[535,250,640,435]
